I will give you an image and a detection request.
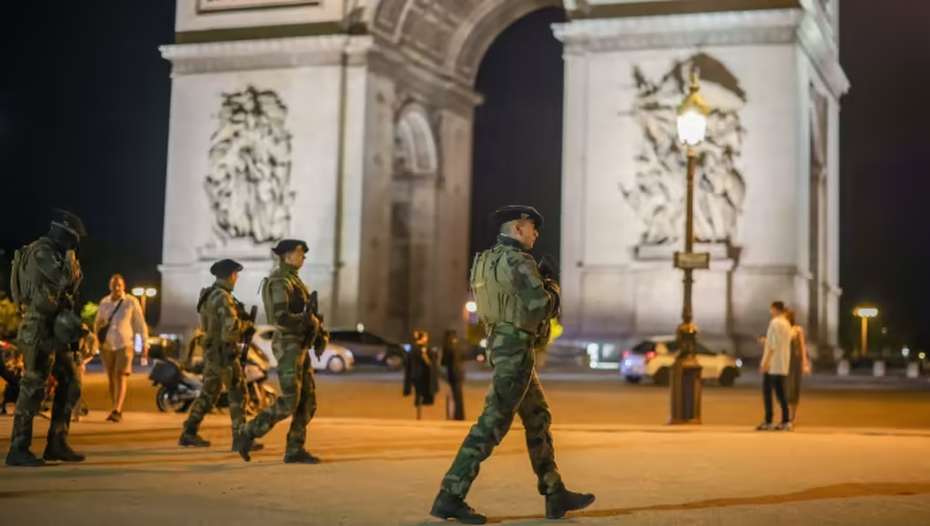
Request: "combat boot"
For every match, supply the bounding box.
[283,449,320,464]
[6,415,45,467]
[43,434,86,463]
[178,432,211,448]
[429,490,487,524]
[232,429,255,462]
[231,440,264,453]
[545,488,595,519]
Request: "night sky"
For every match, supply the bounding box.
[1,2,928,348]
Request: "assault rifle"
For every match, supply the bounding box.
[302,291,329,358]
[235,301,259,363]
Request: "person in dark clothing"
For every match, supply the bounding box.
[403,331,439,408]
[440,330,466,421]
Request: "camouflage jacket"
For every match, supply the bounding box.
[261,262,311,337]
[13,237,81,318]
[197,278,247,356]
[470,235,556,335]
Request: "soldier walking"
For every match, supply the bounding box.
[234,239,326,464]
[430,205,595,523]
[6,210,88,467]
[178,259,264,453]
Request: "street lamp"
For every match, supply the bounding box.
[854,305,878,360]
[669,68,711,425]
[132,286,158,317]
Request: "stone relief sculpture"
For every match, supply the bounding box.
[621,53,748,247]
[203,85,295,248]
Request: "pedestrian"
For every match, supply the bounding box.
[783,309,810,424]
[430,205,594,524]
[440,330,466,421]
[93,274,149,422]
[5,209,87,467]
[757,301,793,431]
[178,259,264,453]
[234,239,326,464]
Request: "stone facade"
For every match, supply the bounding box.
[158,0,847,357]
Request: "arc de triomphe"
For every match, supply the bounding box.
[158,0,848,358]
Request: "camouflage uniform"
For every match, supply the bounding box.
[431,205,594,524]
[179,273,254,449]
[237,249,321,463]
[6,210,87,467]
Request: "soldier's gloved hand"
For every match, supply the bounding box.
[312,331,329,359]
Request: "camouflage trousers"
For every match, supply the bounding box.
[182,352,246,435]
[440,332,564,498]
[243,337,316,454]
[9,334,81,453]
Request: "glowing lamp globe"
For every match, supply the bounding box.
[676,69,710,147]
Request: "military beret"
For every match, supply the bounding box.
[271,239,309,256]
[488,205,544,231]
[50,208,87,237]
[210,258,243,278]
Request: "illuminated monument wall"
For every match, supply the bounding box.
[159,0,847,358]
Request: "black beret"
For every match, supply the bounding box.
[488,205,544,231]
[210,258,243,278]
[51,208,87,237]
[271,239,309,256]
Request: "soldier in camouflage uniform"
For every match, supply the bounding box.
[234,239,326,464]
[6,210,88,467]
[430,206,595,524]
[178,259,264,452]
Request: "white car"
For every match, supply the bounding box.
[619,336,742,386]
[252,325,355,374]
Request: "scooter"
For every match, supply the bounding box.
[149,344,277,416]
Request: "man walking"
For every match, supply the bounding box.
[234,239,327,464]
[758,301,793,431]
[178,259,263,453]
[430,205,594,524]
[94,274,148,422]
[6,209,87,467]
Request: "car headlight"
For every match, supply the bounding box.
[736,359,743,367]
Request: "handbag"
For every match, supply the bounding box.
[96,298,124,345]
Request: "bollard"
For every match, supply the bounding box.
[836,359,850,376]
[906,362,920,379]
[872,360,885,378]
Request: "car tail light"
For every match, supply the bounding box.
[645,351,656,361]
[622,350,630,359]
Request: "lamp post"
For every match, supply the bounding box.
[854,305,878,360]
[669,69,711,425]
[132,287,158,318]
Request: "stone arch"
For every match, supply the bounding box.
[373,0,564,85]
[394,104,439,175]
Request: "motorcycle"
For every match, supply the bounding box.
[149,343,277,416]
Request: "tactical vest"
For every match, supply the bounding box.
[198,286,234,352]
[260,267,308,333]
[469,245,538,334]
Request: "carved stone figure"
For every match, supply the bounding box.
[622,53,748,247]
[204,86,295,246]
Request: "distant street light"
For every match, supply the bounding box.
[133,286,158,317]
[854,305,878,359]
[669,68,710,425]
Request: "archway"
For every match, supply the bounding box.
[470,7,567,259]
[388,104,440,340]
[372,0,566,338]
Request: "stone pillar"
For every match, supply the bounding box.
[553,5,848,356]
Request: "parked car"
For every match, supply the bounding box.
[251,325,354,374]
[619,336,742,386]
[327,328,407,369]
